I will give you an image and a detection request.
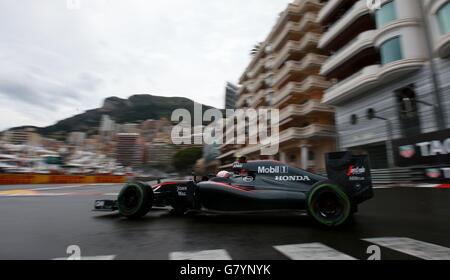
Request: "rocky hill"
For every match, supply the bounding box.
[12,94,216,138]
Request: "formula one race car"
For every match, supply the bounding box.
[94,152,374,227]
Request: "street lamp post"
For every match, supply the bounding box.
[367,109,395,168]
[418,1,447,130]
[264,44,275,160]
[264,44,274,107]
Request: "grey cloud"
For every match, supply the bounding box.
[0,0,291,130]
[76,72,103,92]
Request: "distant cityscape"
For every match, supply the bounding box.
[0,111,209,177]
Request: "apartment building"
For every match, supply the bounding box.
[225,82,239,110]
[4,128,42,146]
[318,0,450,170]
[221,0,336,171]
[116,133,143,168]
[147,137,177,167]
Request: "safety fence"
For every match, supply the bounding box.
[0,174,127,185]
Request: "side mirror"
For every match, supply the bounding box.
[192,172,197,182]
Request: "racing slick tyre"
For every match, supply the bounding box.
[118,182,153,219]
[307,180,352,227]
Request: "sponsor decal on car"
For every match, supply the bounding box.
[275,175,310,182]
[177,186,188,196]
[233,163,244,169]
[257,166,288,174]
[347,165,366,181]
[243,176,254,183]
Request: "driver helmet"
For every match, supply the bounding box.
[217,170,231,178]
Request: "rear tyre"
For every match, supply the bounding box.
[118,182,153,219]
[307,180,352,227]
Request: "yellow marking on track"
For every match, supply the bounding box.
[0,189,40,196]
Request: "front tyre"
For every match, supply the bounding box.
[118,182,153,219]
[307,181,352,227]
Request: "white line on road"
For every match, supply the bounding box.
[169,249,232,260]
[364,237,450,260]
[29,184,120,191]
[53,255,116,260]
[274,243,356,260]
[30,185,85,191]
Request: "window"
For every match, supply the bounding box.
[350,114,358,125]
[395,85,421,136]
[289,154,296,162]
[375,1,397,28]
[380,37,403,64]
[437,2,450,34]
[308,150,315,161]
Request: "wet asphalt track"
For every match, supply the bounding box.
[0,184,449,260]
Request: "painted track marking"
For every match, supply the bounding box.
[274,243,356,260]
[169,249,232,260]
[53,255,116,260]
[364,237,450,260]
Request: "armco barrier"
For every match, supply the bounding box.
[0,174,126,185]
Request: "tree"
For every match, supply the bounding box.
[172,147,203,172]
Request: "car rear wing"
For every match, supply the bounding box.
[325,152,374,203]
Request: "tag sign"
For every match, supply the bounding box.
[367,0,381,11]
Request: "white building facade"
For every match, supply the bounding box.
[318,0,450,172]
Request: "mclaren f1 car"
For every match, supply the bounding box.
[94,152,374,227]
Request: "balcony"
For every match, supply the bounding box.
[321,30,376,76]
[272,32,321,70]
[269,4,303,40]
[250,89,268,108]
[239,45,267,84]
[323,65,380,105]
[248,72,268,93]
[236,124,336,157]
[278,125,336,144]
[273,76,331,106]
[318,0,346,24]
[279,100,334,122]
[319,1,371,49]
[268,0,323,42]
[247,57,267,81]
[273,53,327,88]
[237,84,249,96]
[236,93,250,108]
[272,12,320,52]
[378,58,426,81]
[323,58,426,105]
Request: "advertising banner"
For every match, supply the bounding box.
[393,129,450,167]
[0,174,127,185]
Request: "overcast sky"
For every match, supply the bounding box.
[0,0,291,131]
